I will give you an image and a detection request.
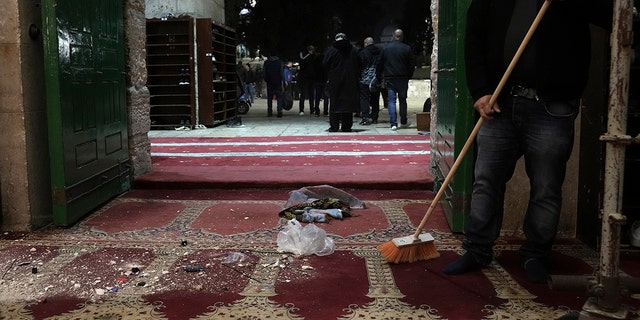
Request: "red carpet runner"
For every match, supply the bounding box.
[136,135,432,190]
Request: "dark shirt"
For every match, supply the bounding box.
[263,56,284,86]
[465,0,613,101]
[380,40,415,80]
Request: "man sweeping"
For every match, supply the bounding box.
[442,0,613,283]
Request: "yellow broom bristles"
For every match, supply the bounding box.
[378,240,440,264]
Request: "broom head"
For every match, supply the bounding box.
[379,233,439,264]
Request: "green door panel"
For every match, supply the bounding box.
[432,0,475,232]
[42,0,130,226]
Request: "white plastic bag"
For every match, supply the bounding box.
[277,219,335,256]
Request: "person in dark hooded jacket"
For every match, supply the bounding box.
[322,33,361,132]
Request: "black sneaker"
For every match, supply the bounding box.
[277,112,283,118]
[524,258,549,284]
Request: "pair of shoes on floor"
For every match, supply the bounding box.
[443,253,549,284]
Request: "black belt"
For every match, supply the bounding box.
[510,85,538,100]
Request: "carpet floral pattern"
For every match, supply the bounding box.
[2,191,638,319]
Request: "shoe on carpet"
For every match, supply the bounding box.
[391,125,398,131]
[442,252,486,275]
[523,258,549,284]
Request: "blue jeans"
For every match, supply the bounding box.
[463,96,578,264]
[245,83,255,103]
[386,79,409,127]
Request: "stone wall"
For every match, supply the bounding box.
[0,0,51,230]
[126,0,152,177]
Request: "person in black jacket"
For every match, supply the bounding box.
[263,51,285,117]
[323,33,361,132]
[298,45,319,116]
[358,37,381,125]
[442,0,613,283]
[379,29,415,130]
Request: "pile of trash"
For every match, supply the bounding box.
[276,185,365,257]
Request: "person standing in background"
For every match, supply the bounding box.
[323,33,361,132]
[298,45,319,116]
[244,63,256,104]
[358,37,381,126]
[379,29,415,130]
[263,51,285,118]
[314,51,330,117]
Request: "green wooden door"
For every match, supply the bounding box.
[431,0,475,232]
[42,0,130,226]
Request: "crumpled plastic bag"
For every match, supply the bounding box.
[276,219,335,256]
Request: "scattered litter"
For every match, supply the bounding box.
[183,266,204,273]
[222,252,249,265]
[279,185,363,221]
[277,219,335,256]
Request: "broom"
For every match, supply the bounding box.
[379,0,553,264]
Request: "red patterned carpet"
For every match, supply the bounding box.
[1,135,638,319]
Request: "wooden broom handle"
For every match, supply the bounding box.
[413,0,553,239]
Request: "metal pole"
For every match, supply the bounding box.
[582,0,635,318]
